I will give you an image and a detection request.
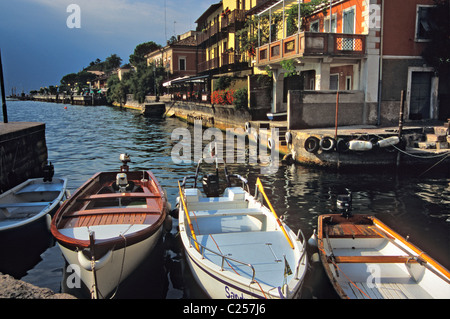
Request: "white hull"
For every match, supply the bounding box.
[0,178,67,231]
[59,226,162,298]
[179,185,308,299]
[183,230,304,299]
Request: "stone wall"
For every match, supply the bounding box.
[0,123,48,193]
[287,90,367,130]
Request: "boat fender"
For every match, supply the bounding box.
[46,213,52,232]
[336,138,349,153]
[319,137,336,152]
[285,131,293,145]
[77,250,113,271]
[311,253,320,263]
[164,215,173,232]
[169,208,179,219]
[308,230,318,247]
[406,259,426,282]
[304,136,320,153]
[268,138,275,150]
[245,122,251,133]
[377,136,400,148]
[348,140,373,151]
[278,286,287,299]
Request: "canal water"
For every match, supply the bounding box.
[5,100,450,299]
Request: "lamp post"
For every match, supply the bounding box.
[0,49,8,123]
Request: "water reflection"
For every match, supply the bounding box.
[5,101,450,299]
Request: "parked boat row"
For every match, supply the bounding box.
[1,154,448,299]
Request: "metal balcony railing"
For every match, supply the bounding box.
[256,32,367,65]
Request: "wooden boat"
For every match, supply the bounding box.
[317,213,450,299]
[0,176,67,277]
[178,161,308,299]
[51,154,169,299]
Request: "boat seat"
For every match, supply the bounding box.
[62,207,162,218]
[0,202,51,209]
[190,208,263,217]
[15,184,62,194]
[329,255,421,264]
[77,192,160,201]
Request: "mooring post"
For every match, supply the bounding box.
[0,49,8,123]
[396,90,405,168]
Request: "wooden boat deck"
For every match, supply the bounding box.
[56,172,165,230]
[318,214,450,299]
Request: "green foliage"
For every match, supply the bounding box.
[85,54,122,73]
[106,74,129,105]
[129,41,161,69]
[214,76,233,91]
[280,59,299,77]
[233,88,248,110]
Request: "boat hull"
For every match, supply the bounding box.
[178,185,307,299]
[0,178,67,277]
[58,226,163,298]
[51,168,168,298]
[183,235,304,299]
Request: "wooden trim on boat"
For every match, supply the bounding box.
[51,170,168,252]
[78,193,161,201]
[62,207,162,218]
[370,217,450,282]
[329,255,420,264]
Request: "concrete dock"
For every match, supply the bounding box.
[0,122,48,192]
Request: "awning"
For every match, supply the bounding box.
[170,74,210,86]
[163,76,190,87]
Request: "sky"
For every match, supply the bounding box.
[0,0,214,95]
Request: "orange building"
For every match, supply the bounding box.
[249,0,447,125]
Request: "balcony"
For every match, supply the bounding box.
[198,57,220,73]
[198,53,250,73]
[197,23,220,46]
[256,32,367,66]
[221,9,246,31]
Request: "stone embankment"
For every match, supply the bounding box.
[0,273,76,299]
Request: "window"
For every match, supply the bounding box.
[179,57,186,71]
[345,76,352,90]
[415,5,435,41]
[324,16,337,33]
[330,74,339,91]
[310,20,319,32]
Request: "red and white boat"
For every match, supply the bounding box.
[51,154,169,298]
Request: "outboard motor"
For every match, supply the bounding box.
[337,190,352,218]
[202,173,220,197]
[116,173,129,193]
[43,162,54,182]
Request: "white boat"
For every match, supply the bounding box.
[51,154,169,299]
[178,162,308,299]
[316,213,450,299]
[0,177,67,232]
[0,176,67,277]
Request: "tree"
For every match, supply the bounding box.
[107,74,129,105]
[129,41,162,69]
[105,54,122,71]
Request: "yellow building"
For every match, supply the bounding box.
[196,0,257,77]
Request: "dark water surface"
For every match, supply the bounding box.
[5,100,450,299]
